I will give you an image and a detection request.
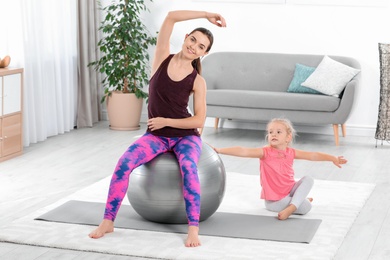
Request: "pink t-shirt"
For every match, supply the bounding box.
[260,146,296,201]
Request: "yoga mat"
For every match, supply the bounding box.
[35,200,322,244]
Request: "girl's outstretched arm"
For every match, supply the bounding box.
[295,149,347,168]
[213,146,264,158]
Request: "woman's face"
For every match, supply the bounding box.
[182,31,210,59]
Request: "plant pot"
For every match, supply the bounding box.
[106,91,143,131]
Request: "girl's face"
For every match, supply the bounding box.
[267,122,292,149]
[182,31,210,59]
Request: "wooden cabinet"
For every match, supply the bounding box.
[0,68,23,162]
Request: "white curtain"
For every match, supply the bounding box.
[0,0,78,147]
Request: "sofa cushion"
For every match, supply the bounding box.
[287,64,323,94]
[302,56,360,97]
[207,90,341,112]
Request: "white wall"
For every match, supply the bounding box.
[140,0,390,136]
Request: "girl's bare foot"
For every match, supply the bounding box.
[185,226,201,247]
[88,219,114,239]
[278,204,297,220]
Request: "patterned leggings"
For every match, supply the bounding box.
[103,133,202,226]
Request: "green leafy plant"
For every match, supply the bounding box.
[89,0,157,103]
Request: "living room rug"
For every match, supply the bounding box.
[0,172,375,260]
[36,200,322,243]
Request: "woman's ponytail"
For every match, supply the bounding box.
[192,58,202,75]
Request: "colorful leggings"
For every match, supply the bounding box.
[103,133,202,226]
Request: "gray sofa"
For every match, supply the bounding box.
[201,52,361,145]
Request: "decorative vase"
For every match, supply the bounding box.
[0,55,11,68]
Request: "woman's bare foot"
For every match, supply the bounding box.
[88,219,114,239]
[278,204,297,220]
[308,197,313,202]
[185,226,201,247]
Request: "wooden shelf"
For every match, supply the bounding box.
[0,68,24,162]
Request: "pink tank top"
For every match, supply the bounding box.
[260,146,296,200]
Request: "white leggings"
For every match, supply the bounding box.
[264,176,314,215]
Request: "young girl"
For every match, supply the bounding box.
[213,118,347,220]
[88,10,226,247]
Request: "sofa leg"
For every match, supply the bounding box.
[214,118,220,129]
[341,124,346,137]
[333,124,339,146]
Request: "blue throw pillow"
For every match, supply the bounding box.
[287,63,323,94]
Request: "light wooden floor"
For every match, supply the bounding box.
[0,121,389,260]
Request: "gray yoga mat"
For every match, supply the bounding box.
[35,200,321,243]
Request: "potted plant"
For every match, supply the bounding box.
[89,0,156,130]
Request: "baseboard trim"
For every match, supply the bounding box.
[203,118,376,137]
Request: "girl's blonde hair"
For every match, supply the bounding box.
[265,118,297,145]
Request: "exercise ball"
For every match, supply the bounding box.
[127,143,226,224]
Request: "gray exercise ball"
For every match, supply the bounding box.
[127,143,226,224]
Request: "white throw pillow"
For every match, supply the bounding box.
[301,56,360,97]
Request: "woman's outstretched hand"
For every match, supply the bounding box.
[205,12,227,27]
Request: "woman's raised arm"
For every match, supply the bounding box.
[152,10,226,74]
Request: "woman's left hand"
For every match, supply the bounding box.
[147,117,166,131]
[205,12,227,27]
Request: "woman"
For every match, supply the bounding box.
[89,10,226,247]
